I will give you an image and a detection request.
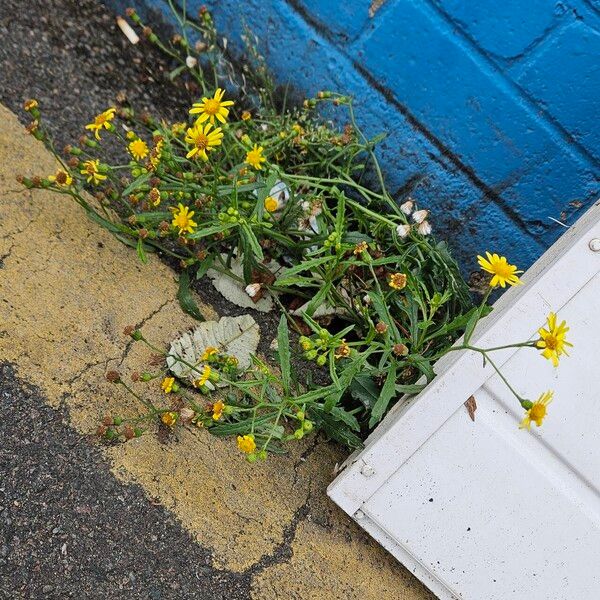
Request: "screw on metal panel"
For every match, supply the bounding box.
[360,463,376,477]
[589,238,600,252]
[354,509,365,520]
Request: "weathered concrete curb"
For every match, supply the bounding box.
[0,103,432,599]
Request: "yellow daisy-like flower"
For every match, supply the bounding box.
[241,110,251,121]
[161,411,178,427]
[477,251,522,288]
[185,122,223,161]
[201,346,219,361]
[193,365,212,388]
[537,312,572,367]
[189,88,234,125]
[161,377,175,394]
[388,272,407,290]
[519,391,553,430]
[212,399,225,421]
[172,203,197,235]
[245,144,266,170]
[85,107,116,140]
[48,169,72,187]
[80,160,106,185]
[237,434,256,454]
[264,196,278,212]
[128,138,149,161]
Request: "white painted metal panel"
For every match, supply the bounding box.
[329,201,600,600]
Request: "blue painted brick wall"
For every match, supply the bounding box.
[108,0,600,271]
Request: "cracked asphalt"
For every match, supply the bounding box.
[0,363,250,600]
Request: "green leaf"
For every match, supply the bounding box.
[136,237,148,264]
[463,307,481,344]
[329,406,361,431]
[241,223,264,261]
[369,363,397,428]
[168,64,187,80]
[132,211,171,224]
[122,173,150,197]
[177,268,205,321]
[395,383,426,395]
[277,315,291,394]
[350,373,380,411]
[275,256,333,286]
[187,223,236,240]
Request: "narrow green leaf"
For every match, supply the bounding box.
[463,307,481,344]
[369,363,397,428]
[136,237,148,263]
[350,373,379,410]
[187,223,236,240]
[277,315,291,394]
[177,268,205,321]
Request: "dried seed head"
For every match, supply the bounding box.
[417,220,432,235]
[393,343,409,357]
[412,209,429,224]
[105,371,121,383]
[375,321,388,334]
[396,223,411,238]
[400,199,414,215]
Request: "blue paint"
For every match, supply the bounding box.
[105,0,599,271]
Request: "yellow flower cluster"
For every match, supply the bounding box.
[477,252,573,431]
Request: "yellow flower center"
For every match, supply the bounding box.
[85,163,97,174]
[194,132,209,149]
[203,99,220,115]
[95,114,108,126]
[490,261,513,279]
[530,403,546,422]
[544,335,558,350]
[264,196,278,212]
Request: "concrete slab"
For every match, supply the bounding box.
[0,103,433,599]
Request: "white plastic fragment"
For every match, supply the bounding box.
[116,16,140,45]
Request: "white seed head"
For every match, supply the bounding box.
[185,55,198,68]
[396,223,411,238]
[245,283,262,298]
[412,209,429,224]
[400,200,414,215]
[418,220,432,235]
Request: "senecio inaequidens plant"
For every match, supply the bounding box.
[18,5,572,461]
